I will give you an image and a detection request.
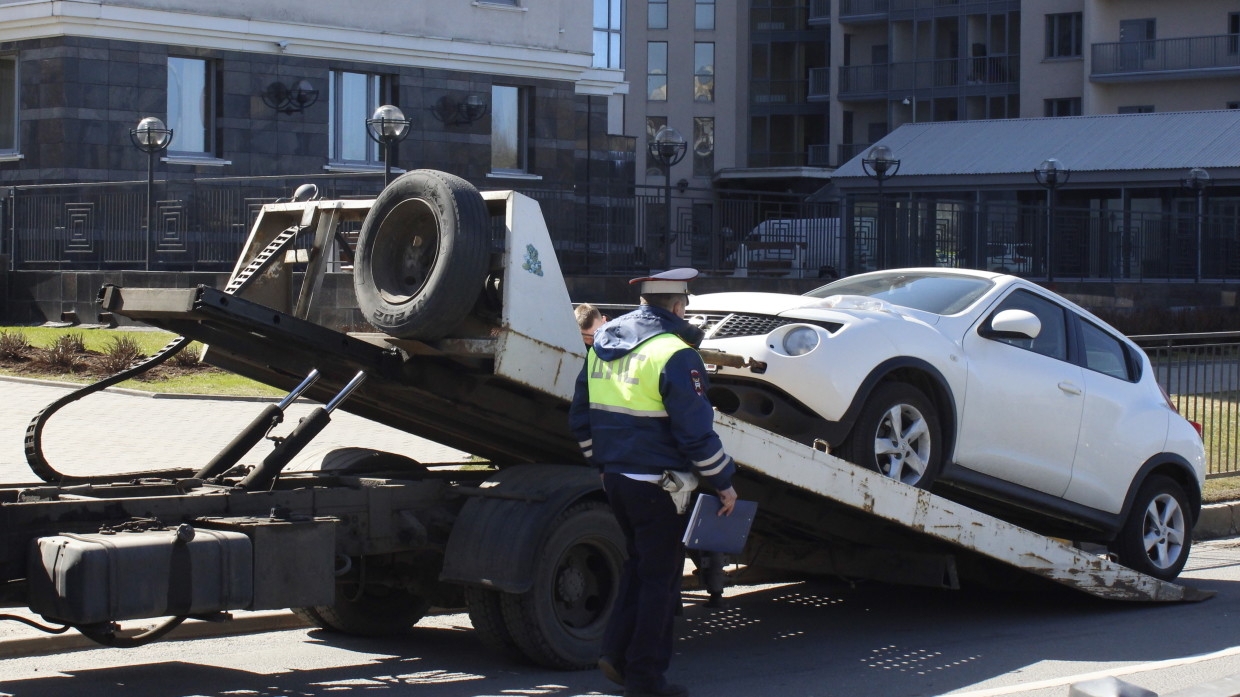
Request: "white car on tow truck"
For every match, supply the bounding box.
[689,267,1206,581]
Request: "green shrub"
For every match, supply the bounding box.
[100,335,145,374]
[37,334,84,371]
[170,343,202,368]
[0,329,29,360]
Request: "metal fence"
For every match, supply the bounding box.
[1138,333,1240,477]
[4,174,1240,285]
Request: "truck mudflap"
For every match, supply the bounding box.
[715,413,1213,602]
[440,463,609,593]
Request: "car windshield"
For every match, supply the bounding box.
[804,271,994,315]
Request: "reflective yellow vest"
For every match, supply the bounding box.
[587,333,689,418]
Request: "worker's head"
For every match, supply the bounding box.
[575,303,608,346]
[631,268,698,319]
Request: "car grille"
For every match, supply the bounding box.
[693,312,795,339]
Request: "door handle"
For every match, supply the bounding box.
[1058,381,1082,395]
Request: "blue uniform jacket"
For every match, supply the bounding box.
[569,304,735,492]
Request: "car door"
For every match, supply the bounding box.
[956,289,1083,497]
[1063,318,1169,515]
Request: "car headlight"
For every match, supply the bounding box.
[781,326,819,356]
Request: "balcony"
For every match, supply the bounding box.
[751,5,809,32]
[808,67,831,100]
[839,0,888,22]
[838,55,1017,98]
[808,144,833,167]
[751,79,808,106]
[1092,34,1240,81]
[838,142,872,165]
[809,0,830,24]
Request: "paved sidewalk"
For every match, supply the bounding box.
[0,377,472,484]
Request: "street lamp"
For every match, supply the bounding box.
[862,145,900,269]
[365,104,411,185]
[647,126,687,269]
[1033,158,1069,282]
[1183,167,1211,282]
[129,116,173,271]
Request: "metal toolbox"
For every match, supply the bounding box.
[28,525,254,625]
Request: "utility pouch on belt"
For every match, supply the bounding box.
[660,470,699,515]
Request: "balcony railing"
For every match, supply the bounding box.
[807,144,832,167]
[838,142,872,165]
[838,55,1017,98]
[809,0,830,23]
[1092,34,1240,80]
[808,67,831,99]
[751,5,809,32]
[839,0,889,20]
[751,79,808,105]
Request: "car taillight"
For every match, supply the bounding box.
[1159,383,1203,438]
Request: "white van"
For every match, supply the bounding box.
[730,218,849,279]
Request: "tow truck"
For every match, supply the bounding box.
[0,169,1210,668]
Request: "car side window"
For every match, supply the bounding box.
[984,290,1068,361]
[1080,320,1135,381]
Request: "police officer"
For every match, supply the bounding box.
[569,268,738,697]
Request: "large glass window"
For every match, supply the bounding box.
[167,57,211,156]
[649,0,667,29]
[0,57,17,153]
[1045,13,1083,58]
[694,43,714,103]
[1044,97,1081,117]
[492,84,529,174]
[329,71,385,164]
[648,42,668,101]
[693,117,714,177]
[593,0,623,68]
[696,0,715,30]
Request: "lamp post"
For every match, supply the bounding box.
[365,104,412,185]
[1182,167,1211,282]
[862,145,900,269]
[129,116,173,271]
[647,126,687,269]
[1033,158,1069,283]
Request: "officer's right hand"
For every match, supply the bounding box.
[717,486,738,516]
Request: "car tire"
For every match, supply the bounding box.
[352,169,491,340]
[843,382,942,489]
[1110,475,1192,581]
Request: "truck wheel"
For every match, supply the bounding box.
[843,382,942,489]
[465,587,520,653]
[303,574,432,636]
[1109,475,1192,581]
[353,169,491,340]
[499,501,625,669]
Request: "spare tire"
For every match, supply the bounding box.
[353,169,491,339]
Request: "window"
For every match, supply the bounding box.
[1229,12,1239,54]
[649,0,667,30]
[1080,320,1136,381]
[985,291,1068,361]
[491,85,529,174]
[1044,97,1081,117]
[0,56,17,153]
[694,43,714,103]
[693,117,714,177]
[696,0,715,30]
[1118,105,1154,114]
[648,42,668,101]
[593,0,623,68]
[329,71,386,164]
[167,57,212,156]
[1045,13,1083,59]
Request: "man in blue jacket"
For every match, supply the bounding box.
[569,268,738,697]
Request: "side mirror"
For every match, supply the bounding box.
[988,309,1041,339]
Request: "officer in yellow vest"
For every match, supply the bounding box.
[569,268,738,697]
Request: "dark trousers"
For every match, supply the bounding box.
[601,473,687,691]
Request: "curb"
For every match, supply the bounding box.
[0,611,309,659]
[0,374,299,403]
[1195,501,1240,541]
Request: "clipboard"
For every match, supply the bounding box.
[681,494,757,555]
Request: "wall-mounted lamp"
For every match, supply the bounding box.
[676,178,689,194]
[431,93,489,126]
[262,79,319,115]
